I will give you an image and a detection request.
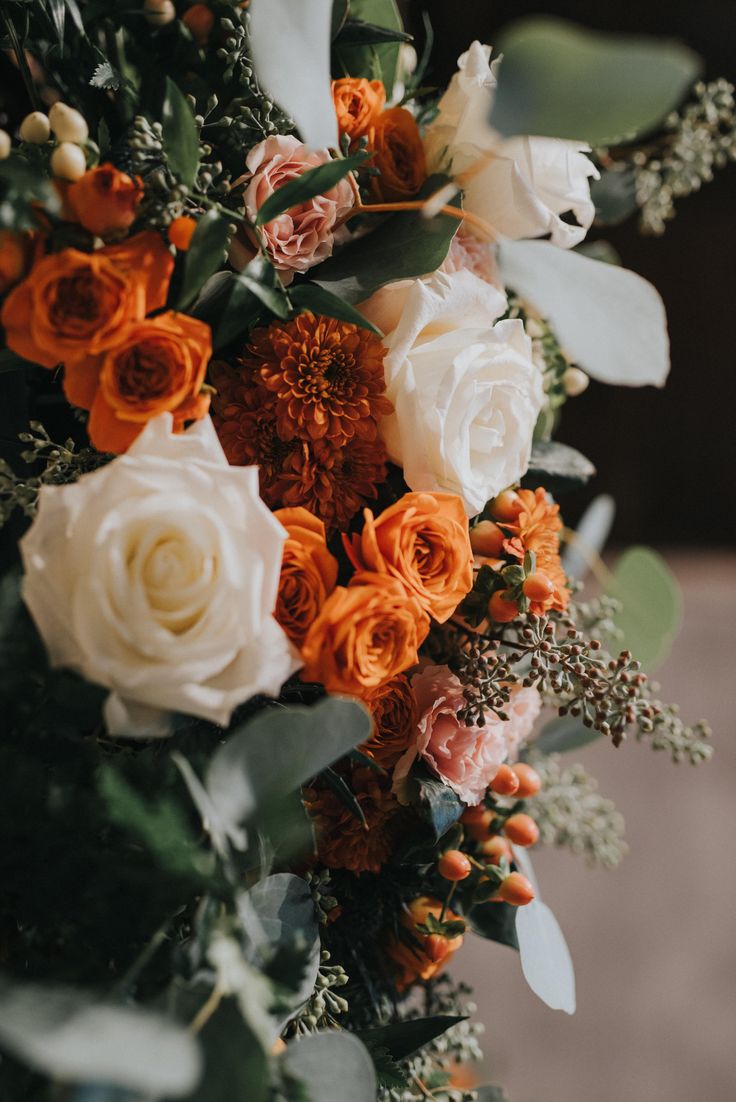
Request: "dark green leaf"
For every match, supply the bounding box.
[185,997,267,1102]
[237,269,291,319]
[467,900,519,950]
[335,19,412,47]
[289,283,381,334]
[191,265,283,351]
[161,77,200,188]
[64,0,85,36]
[492,18,702,145]
[604,546,682,670]
[531,716,602,756]
[590,168,638,226]
[408,763,464,842]
[47,0,65,46]
[359,1016,466,1062]
[322,766,368,827]
[523,440,596,494]
[331,0,350,39]
[336,0,404,91]
[176,210,232,310]
[314,175,460,303]
[254,152,366,226]
[366,1046,408,1091]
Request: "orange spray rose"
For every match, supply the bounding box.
[273,506,338,647]
[344,491,473,623]
[332,78,386,141]
[386,896,465,990]
[67,164,143,238]
[368,106,426,201]
[300,572,429,695]
[361,673,417,770]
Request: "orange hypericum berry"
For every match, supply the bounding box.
[479,835,511,864]
[503,813,539,847]
[491,489,523,521]
[438,850,472,881]
[490,764,520,796]
[522,572,555,602]
[461,806,495,841]
[183,3,215,43]
[498,871,535,906]
[425,934,450,962]
[470,519,505,557]
[168,215,197,250]
[488,590,519,623]
[511,762,542,799]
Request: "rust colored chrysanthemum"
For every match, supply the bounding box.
[278,436,388,533]
[361,674,418,770]
[305,768,402,875]
[500,487,570,614]
[244,313,392,448]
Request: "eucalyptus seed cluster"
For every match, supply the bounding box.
[304,868,340,924]
[289,949,349,1034]
[447,634,515,727]
[570,592,624,645]
[126,115,193,225]
[528,754,628,868]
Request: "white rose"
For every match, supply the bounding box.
[20,414,298,737]
[361,269,544,515]
[425,41,599,248]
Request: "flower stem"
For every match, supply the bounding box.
[1,7,41,111]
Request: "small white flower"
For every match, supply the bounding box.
[21,414,298,737]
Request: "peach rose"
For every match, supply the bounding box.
[243,135,354,277]
[386,896,464,990]
[368,107,426,202]
[273,506,338,647]
[300,572,429,695]
[62,311,212,453]
[1,232,173,370]
[394,666,541,806]
[344,491,473,623]
[67,164,143,238]
[332,77,386,141]
[361,673,418,769]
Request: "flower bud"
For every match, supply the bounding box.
[562,366,589,396]
[48,102,89,143]
[50,142,87,181]
[0,130,10,160]
[19,112,50,144]
[144,0,177,25]
[424,934,450,963]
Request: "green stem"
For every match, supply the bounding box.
[1,5,41,111]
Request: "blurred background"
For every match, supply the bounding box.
[397,3,736,1099]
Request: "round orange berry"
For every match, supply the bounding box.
[522,572,555,602]
[470,519,505,557]
[498,871,535,906]
[437,850,472,881]
[511,762,542,799]
[488,589,519,623]
[461,806,494,842]
[424,934,450,962]
[491,489,522,521]
[183,3,215,44]
[503,813,539,847]
[168,215,197,251]
[490,763,520,796]
[479,835,511,865]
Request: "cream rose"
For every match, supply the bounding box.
[425,41,599,248]
[20,414,298,737]
[360,269,544,516]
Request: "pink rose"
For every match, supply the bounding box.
[394,665,541,806]
[243,135,354,278]
[440,226,502,289]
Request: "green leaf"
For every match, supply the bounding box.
[467,900,519,951]
[184,997,267,1102]
[289,283,382,334]
[523,440,596,494]
[161,77,200,188]
[531,715,602,756]
[335,19,412,47]
[476,1088,510,1102]
[408,763,464,842]
[365,1046,408,1091]
[64,0,85,36]
[254,152,366,227]
[281,1032,377,1102]
[314,175,460,303]
[575,240,622,266]
[191,262,289,351]
[604,546,682,670]
[336,0,404,91]
[492,18,702,145]
[90,61,123,91]
[331,0,350,39]
[359,1016,466,1062]
[0,979,201,1095]
[47,0,66,46]
[322,766,367,827]
[590,168,638,226]
[176,210,232,310]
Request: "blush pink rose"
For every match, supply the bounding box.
[440,226,501,289]
[243,135,354,278]
[393,665,541,806]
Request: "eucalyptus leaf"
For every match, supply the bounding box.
[516,899,576,1014]
[561,493,615,582]
[531,715,602,756]
[590,168,639,226]
[161,77,200,188]
[0,979,201,1095]
[176,210,232,310]
[254,152,366,226]
[524,440,595,494]
[335,19,412,47]
[604,546,682,670]
[359,1016,466,1061]
[475,1087,510,1102]
[184,997,268,1102]
[289,283,381,334]
[281,1031,377,1102]
[492,18,702,145]
[409,764,464,842]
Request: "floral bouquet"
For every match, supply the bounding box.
[0,2,728,1100]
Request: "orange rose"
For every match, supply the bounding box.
[386,896,464,990]
[1,232,173,371]
[332,78,386,141]
[300,572,429,695]
[273,506,338,647]
[67,164,143,238]
[64,311,212,453]
[345,492,473,623]
[368,106,426,202]
[0,230,34,294]
[361,673,417,769]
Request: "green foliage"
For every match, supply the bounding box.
[161,77,201,188]
[176,210,233,310]
[604,546,682,670]
[360,1016,467,1062]
[183,996,268,1102]
[524,440,596,494]
[408,763,464,842]
[280,1031,377,1102]
[192,261,290,351]
[492,18,702,145]
[0,155,58,230]
[466,900,519,952]
[590,168,639,225]
[531,715,602,756]
[254,152,367,227]
[289,283,381,334]
[335,0,404,91]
